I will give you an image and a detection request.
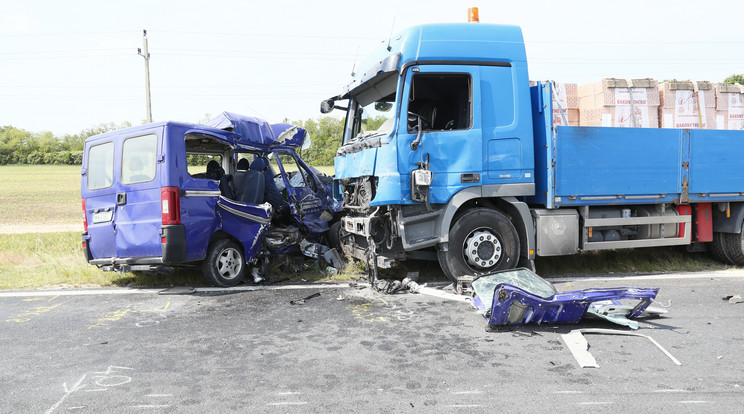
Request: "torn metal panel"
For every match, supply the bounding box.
[216,197,273,262]
[472,268,660,329]
[562,328,682,368]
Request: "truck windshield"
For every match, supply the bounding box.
[345,74,398,144]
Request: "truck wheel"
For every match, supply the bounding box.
[723,227,744,266]
[711,232,734,264]
[202,239,246,287]
[438,208,520,282]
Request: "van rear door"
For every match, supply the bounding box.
[83,140,117,259]
[114,131,162,259]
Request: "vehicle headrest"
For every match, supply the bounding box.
[250,157,270,172]
[236,158,250,170]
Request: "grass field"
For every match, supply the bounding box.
[0,164,733,290]
[0,165,82,227]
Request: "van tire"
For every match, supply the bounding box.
[438,208,520,282]
[327,221,345,252]
[202,239,246,287]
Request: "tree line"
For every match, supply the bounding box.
[0,117,348,167]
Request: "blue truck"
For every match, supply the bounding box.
[322,23,744,282]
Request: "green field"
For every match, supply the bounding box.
[0,165,82,226]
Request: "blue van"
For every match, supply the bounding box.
[81,113,340,287]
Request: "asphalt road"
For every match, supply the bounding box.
[1,270,743,413]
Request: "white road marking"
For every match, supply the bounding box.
[451,390,482,395]
[146,394,173,397]
[654,389,688,393]
[577,402,614,405]
[553,390,583,394]
[0,283,347,298]
[266,402,308,406]
[276,392,302,395]
[550,269,744,283]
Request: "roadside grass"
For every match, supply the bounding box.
[0,232,360,290]
[0,165,81,226]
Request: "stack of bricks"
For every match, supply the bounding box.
[714,83,744,130]
[658,81,716,129]
[529,81,580,126]
[551,82,579,127]
[579,78,659,128]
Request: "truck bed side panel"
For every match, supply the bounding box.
[553,126,684,204]
[689,129,744,198]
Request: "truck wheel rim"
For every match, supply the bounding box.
[217,248,242,280]
[464,229,502,269]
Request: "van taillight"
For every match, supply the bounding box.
[82,199,88,232]
[161,186,181,225]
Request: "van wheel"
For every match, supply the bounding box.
[723,226,744,266]
[327,221,345,252]
[202,239,245,287]
[711,232,734,264]
[437,208,520,282]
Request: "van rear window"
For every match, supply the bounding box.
[121,134,157,185]
[87,142,114,190]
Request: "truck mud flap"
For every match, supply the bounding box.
[216,196,273,262]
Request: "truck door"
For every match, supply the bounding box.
[397,65,483,204]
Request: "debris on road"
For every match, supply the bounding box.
[723,294,743,304]
[373,277,421,294]
[290,292,321,305]
[471,268,662,330]
[561,328,682,368]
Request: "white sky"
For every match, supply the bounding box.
[2,0,742,136]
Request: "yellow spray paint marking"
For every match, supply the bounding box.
[6,296,63,323]
[347,303,388,323]
[87,301,172,329]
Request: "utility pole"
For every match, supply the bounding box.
[137,29,152,124]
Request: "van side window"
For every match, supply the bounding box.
[87,142,114,190]
[121,134,157,185]
[407,74,472,133]
[185,133,228,179]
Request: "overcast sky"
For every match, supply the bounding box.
[2,0,742,136]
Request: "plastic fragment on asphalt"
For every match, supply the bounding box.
[561,328,682,368]
[290,292,321,305]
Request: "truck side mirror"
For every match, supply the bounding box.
[320,99,335,114]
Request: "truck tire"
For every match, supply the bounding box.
[438,208,520,282]
[202,239,246,287]
[711,232,734,264]
[723,226,744,266]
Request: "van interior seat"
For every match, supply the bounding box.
[205,160,224,180]
[235,170,265,204]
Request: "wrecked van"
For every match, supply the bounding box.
[81,112,340,287]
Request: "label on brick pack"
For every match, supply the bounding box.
[613,88,650,127]
[552,83,569,126]
[674,90,707,128]
[728,93,744,130]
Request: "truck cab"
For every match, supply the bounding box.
[325,24,538,280]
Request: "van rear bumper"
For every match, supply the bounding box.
[86,224,189,271]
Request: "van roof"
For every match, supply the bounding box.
[83,121,241,145]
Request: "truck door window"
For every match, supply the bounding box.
[87,141,114,190]
[407,74,471,133]
[121,134,157,185]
